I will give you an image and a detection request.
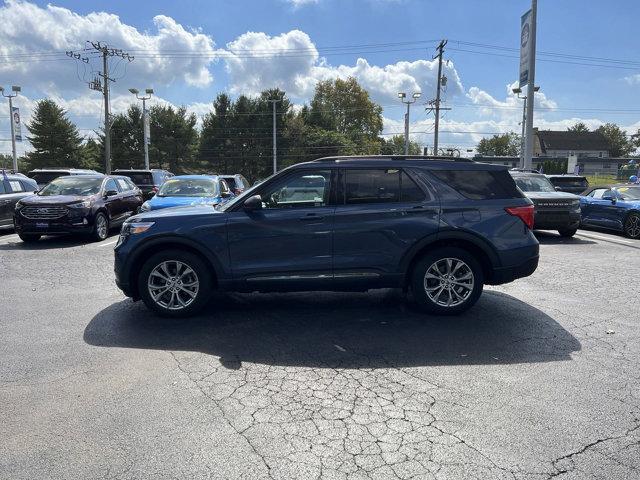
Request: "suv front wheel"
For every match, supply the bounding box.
[411,247,484,315]
[138,250,212,318]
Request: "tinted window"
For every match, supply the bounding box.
[9,180,24,192]
[513,176,556,193]
[116,178,130,192]
[345,169,400,204]
[125,178,138,191]
[263,170,331,208]
[224,177,238,190]
[104,179,118,193]
[431,169,521,200]
[118,172,154,185]
[30,172,70,185]
[401,171,426,202]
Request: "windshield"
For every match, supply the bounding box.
[39,177,103,196]
[615,186,640,201]
[514,176,556,193]
[157,178,218,197]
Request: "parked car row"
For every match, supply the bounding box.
[2,168,244,242]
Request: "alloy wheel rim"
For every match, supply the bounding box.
[626,215,640,238]
[97,216,108,239]
[148,260,200,310]
[423,257,474,308]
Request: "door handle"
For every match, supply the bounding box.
[299,213,325,221]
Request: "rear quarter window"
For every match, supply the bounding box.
[430,169,522,200]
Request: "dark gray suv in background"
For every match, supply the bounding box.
[114,156,539,318]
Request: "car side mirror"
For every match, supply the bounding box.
[243,194,263,210]
[602,194,615,203]
[105,189,118,197]
[555,186,562,191]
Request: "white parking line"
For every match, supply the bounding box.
[577,232,634,245]
[0,233,19,244]
[97,239,118,247]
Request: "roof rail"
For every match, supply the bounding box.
[509,168,541,174]
[312,155,474,163]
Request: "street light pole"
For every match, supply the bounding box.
[398,92,421,155]
[269,99,279,174]
[1,85,21,172]
[129,88,154,169]
[513,86,540,168]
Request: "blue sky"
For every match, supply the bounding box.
[1,0,639,154]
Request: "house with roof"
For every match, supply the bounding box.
[533,129,610,158]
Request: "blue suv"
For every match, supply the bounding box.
[114,156,539,317]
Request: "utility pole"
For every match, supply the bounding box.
[82,42,134,174]
[398,92,421,154]
[269,99,279,174]
[129,88,154,169]
[522,0,538,169]
[426,40,451,156]
[513,86,540,168]
[0,85,21,172]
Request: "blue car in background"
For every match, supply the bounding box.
[579,184,640,239]
[140,175,233,212]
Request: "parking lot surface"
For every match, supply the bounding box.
[1,229,639,479]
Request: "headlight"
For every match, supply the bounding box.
[140,202,150,212]
[121,221,155,236]
[69,199,92,208]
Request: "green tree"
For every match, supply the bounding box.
[596,123,634,157]
[0,153,12,170]
[107,105,145,170]
[380,135,422,155]
[24,99,83,169]
[308,77,383,151]
[476,132,520,156]
[567,122,590,133]
[149,105,198,173]
[79,138,101,171]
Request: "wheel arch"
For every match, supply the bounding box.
[401,231,499,287]
[127,237,222,299]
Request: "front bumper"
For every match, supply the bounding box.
[14,216,94,235]
[533,211,581,231]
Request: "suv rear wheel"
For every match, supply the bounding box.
[138,249,212,318]
[558,228,577,238]
[411,247,484,315]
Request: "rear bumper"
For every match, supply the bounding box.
[490,254,539,285]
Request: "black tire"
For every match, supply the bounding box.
[138,249,213,318]
[411,247,484,315]
[18,233,41,243]
[624,213,640,239]
[91,212,109,241]
[558,228,578,238]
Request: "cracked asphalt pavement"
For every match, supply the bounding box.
[1,229,639,479]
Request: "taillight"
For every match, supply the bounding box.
[505,205,535,230]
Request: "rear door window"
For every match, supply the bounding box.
[401,171,427,202]
[345,169,400,204]
[430,169,522,200]
[116,178,131,192]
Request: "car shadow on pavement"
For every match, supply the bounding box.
[0,232,118,250]
[84,289,581,369]
[534,231,596,245]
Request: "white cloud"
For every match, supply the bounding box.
[0,1,218,95]
[223,29,464,107]
[624,74,640,85]
[285,0,319,6]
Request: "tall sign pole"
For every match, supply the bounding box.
[521,1,537,169]
[270,99,279,174]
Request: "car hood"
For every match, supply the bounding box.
[147,195,222,209]
[19,194,94,205]
[524,191,579,201]
[132,204,224,222]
